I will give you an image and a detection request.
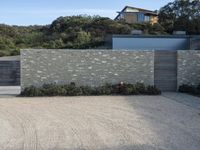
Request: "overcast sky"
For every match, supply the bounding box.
[0,0,173,26]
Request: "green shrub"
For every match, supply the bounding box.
[135,82,146,94]
[98,83,113,95]
[0,50,9,57]
[197,84,200,94]
[179,84,200,95]
[115,83,138,95]
[122,84,136,95]
[146,86,162,95]
[20,86,43,97]
[42,84,66,96]
[10,49,20,56]
[80,86,94,95]
[179,84,196,94]
[20,82,161,97]
[63,82,83,96]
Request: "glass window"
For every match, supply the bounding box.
[120,13,124,19]
[137,13,145,22]
[144,16,150,22]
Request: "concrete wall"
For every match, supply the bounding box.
[113,37,189,50]
[21,49,154,89]
[178,50,200,86]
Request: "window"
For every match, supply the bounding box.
[120,13,124,19]
[144,16,150,22]
[137,13,144,22]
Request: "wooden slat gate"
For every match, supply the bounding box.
[0,61,20,86]
[154,51,177,91]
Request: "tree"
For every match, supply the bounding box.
[0,15,168,57]
[129,23,166,35]
[159,0,200,34]
[73,31,92,48]
[0,37,15,50]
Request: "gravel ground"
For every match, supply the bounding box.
[0,95,199,150]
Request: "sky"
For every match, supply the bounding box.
[0,0,173,26]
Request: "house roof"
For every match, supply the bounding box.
[115,6,158,20]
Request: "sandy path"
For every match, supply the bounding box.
[0,96,199,150]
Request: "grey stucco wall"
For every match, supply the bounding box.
[21,49,154,89]
[178,50,200,86]
[113,37,189,50]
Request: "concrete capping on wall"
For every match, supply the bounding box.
[21,49,154,89]
[0,55,20,61]
[177,50,200,86]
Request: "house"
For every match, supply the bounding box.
[115,6,158,24]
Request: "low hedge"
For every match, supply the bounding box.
[179,84,200,95]
[20,82,161,97]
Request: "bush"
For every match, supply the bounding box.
[179,84,196,94]
[122,84,138,95]
[20,86,43,97]
[20,82,162,97]
[0,50,9,57]
[114,83,139,95]
[146,86,162,95]
[80,86,94,95]
[95,83,113,95]
[179,84,200,95]
[197,84,200,95]
[135,83,146,94]
[42,84,67,96]
[10,49,20,56]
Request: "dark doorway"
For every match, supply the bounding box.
[0,61,20,86]
[154,51,177,91]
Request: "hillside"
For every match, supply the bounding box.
[0,16,166,57]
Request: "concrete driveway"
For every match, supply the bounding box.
[0,95,199,150]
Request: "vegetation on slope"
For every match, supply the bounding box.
[1,0,200,56]
[159,0,200,34]
[0,16,166,57]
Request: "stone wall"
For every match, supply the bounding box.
[21,49,154,89]
[178,50,200,86]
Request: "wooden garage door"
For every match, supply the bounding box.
[0,61,20,86]
[154,51,177,91]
